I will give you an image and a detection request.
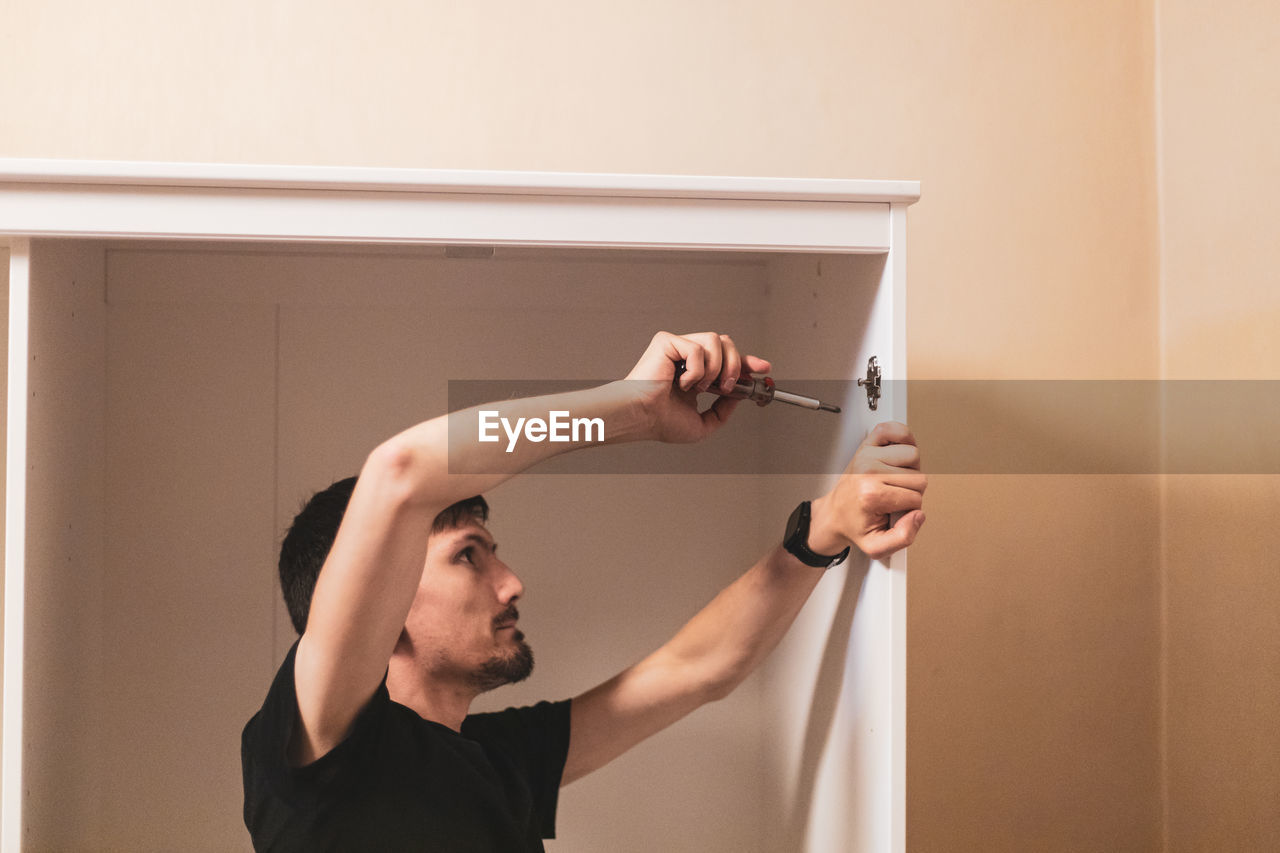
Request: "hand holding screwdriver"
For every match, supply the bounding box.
[674,360,841,414]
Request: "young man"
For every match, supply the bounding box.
[241,331,926,851]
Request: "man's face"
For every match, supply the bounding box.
[404,520,533,692]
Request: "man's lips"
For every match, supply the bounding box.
[494,606,519,631]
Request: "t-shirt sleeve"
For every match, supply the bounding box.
[461,699,572,840]
[242,639,390,813]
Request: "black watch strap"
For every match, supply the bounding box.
[783,501,850,568]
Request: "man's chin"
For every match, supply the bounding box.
[473,639,534,691]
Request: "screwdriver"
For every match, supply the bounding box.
[674,360,841,414]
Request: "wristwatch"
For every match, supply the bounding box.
[783,500,850,568]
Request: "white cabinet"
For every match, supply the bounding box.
[0,162,917,852]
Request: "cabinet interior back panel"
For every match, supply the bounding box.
[21,241,890,851]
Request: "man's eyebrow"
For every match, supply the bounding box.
[456,531,497,551]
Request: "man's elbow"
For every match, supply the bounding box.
[360,438,431,509]
[700,662,752,703]
[702,678,737,703]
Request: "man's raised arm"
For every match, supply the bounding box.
[562,421,926,785]
[291,332,769,765]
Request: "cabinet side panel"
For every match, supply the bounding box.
[100,293,277,850]
[20,239,107,849]
[757,252,900,853]
[0,245,8,754]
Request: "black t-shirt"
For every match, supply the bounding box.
[241,642,571,852]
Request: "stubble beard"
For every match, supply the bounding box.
[472,629,534,693]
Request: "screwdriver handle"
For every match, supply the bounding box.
[672,360,775,406]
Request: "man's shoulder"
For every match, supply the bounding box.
[462,699,571,738]
[459,698,572,782]
[242,642,300,749]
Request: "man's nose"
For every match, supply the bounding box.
[495,560,524,603]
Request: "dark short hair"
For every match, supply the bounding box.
[278,476,489,635]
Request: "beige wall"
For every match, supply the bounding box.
[1158,1,1280,849]
[3,0,1272,850]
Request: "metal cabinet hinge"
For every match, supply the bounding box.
[857,356,881,411]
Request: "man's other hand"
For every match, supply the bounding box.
[809,421,927,561]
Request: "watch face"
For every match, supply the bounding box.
[783,502,803,540]
[784,501,826,566]
[784,501,808,548]
[784,501,848,568]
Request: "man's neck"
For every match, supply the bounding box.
[385,653,477,732]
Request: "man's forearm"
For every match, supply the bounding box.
[652,545,827,700]
[369,380,651,515]
[562,545,826,784]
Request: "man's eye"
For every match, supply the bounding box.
[457,547,476,565]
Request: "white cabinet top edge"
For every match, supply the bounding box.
[0,158,920,204]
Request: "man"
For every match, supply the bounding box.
[241,331,926,851]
